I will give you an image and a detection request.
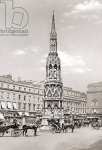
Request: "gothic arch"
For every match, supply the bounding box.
[47,89,52,97]
[54,64,57,69]
[53,89,59,97]
[49,64,52,69]
[54,104,58,109]
[48,104,51,109]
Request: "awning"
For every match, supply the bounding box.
[7,102,12,109]
[13,103,17,110]
[1,102,6,109]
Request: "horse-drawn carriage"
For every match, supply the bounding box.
[47,118,62,133]
[62,118,75,133]
[90,117,102,129]
[0,117,42,137]
[47,117,75,133]
[11,128,23,137]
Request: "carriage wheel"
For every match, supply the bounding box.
[11,130,20,137]
[0,132,4,137]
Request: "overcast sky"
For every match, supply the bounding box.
[0,0,102,92]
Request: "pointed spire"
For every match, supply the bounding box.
[51,11,56,34]
[49,11,57,53]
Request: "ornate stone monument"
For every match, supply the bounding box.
[43,12,63,119]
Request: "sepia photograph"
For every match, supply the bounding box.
[0,0,102,150]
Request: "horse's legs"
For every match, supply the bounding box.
[23,130,25,136]
[72,126,74,133]
[23,129,27,136]
[34,128,37,136]
[62,124,64,133]
[2,132,4,136]
[25,129,27,136]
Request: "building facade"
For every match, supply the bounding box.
[0,74,87,117]
[87,82,102,114]
[0,75,43,117]
[63,87,87,115]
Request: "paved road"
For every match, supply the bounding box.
[0,127,102,150]
[84,140,102,150]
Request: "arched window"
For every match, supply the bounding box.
[49,64,52,69]
[54,64,57,69]
[48,104,51,109]
[54,104,58,109]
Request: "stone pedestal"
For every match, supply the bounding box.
[40,116,50,131]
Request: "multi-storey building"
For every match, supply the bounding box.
[87,82,102,114]
[0,75,43,117]
[63,87,87,114]
[0,74,87,117]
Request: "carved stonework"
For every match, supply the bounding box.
[44,12,63,117]
[44,83,63,99]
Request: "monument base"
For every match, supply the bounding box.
[40,115,51,132]
[40,109,64,132]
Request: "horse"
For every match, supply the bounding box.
[91,120,101,130]
[74,120,82,129]
[47,118,62,133]
[82,120,90,127]
[0,123,20,136]
[22,118,42,136]
[62,122,75,133]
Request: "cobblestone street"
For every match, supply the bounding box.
[0,127,102,150]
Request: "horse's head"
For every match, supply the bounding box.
[10,122,20,129]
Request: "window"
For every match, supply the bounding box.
[1,83,3,88]
[7,93,9,99]
[18,94,21,100]
[29,95,31,101]
[35,89,38,94]
[1,92,4,98]
[28,103,31,112]
[18,102,21,110]
[54,64,57,69]
[49,64,52,69]
[7,84,9,89]
[68,91,71,96]
[37,104,40,110]
[13,85,15,89]
[23,103,26,110]
[19,86,21,91]
[33,104,35,111]
[24,88,26,91]
[24,95,26,101]
[13,93,15,100]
